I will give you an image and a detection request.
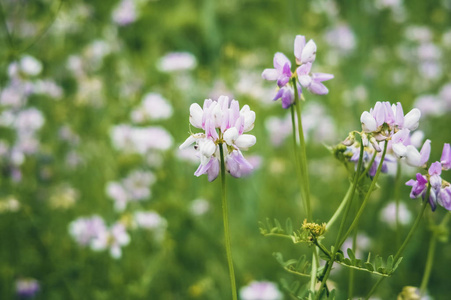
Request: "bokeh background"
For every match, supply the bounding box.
[0,0,451,299]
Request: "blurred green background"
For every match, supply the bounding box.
[0,0,450,299]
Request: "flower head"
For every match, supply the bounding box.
[406,142,451,212]
[180,96,256,181]
[262,34,333,108]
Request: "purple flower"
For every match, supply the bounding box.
[180,96,256,181]
[262,53,292,87]
[273,85,295,109]
[405,139,431,167]
[15,278,40,298]
[296,62,334,95]
[406,173,428,199]
[441,143,451,170]
[438,186,451,210]
[294,35,317,65]
[360,102,420,136]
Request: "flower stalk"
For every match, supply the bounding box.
[219,142,238,300]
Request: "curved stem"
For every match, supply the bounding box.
[219,143,237,300]
[326,184,353,231]
[292,78,312,221]
[339,142,388,247]
[316,140,365,300]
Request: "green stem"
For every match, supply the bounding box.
[419,213,450,295]
[326,184,353,231]
[316,139,365,300]
[219,143,237,300]
[365,195,430,300]
[339,141,389,247]
[290,105,307,214]
[394,161,402,247]
[348,229,357,298]
[292,78,312,221]
[419,232,436,295]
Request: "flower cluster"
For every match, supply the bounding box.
[406,143,451,211]
[262,35,333,108]
[179,96,256,181]
[69,211,168,258]
[357,101,434,168]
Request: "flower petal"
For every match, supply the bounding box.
[262,68,279,81]
[301,39,317,64]
[189,103,203,128]
[235,134,256,149]
[404,108,421,131]
[294,35,306,63]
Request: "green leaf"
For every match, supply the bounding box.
[346,248,356,262]
[393,257,403,271]
[375,256,383,270]
[364,262,374,272]
[386,255,394,272]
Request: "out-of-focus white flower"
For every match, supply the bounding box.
[106,170,156,212]
[69,215,107,247]
[131,93,173,122]
[414,95,443,117]
[379,201,412,228]
[123,170,156,201]
[112,0,137,26]
[190,198,210,216]
[0,196,20,213]
[111,125,173,154]
[324,23,356,53]
[134,211,166,229]
[341,232,371,258]
[404,26,432,43]
[239,281,283,300]
[19,55,43,76]
[90,222,131,259]
[265,114,292,147]
[157,52,197,72]
[33,80,63,99]
[106,182,129,212]
[14,108,45,134]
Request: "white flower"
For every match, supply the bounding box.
[240,281,283,300]
[131,93,173,122]
[157,52,197,72]
[360,111,377,133]
[20,55,43,76]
